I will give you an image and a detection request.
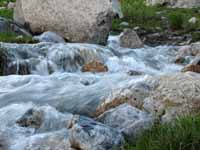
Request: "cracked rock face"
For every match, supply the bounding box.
[14,0,122,45]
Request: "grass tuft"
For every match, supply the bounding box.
[124,115,200,150]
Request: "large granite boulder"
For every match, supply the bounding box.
[146,0,200,8]
[14,0,122,44]
[143,72,200,122]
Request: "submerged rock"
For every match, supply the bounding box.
[143,72,200,122]
[0,103,124,150]
[81,60,108,73]
[14,0,122,44]
[34,31,66,43]
[68,115,123,150]
[97,104,153,137]
[119,29,143,49]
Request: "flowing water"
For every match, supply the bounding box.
[0,35,183,149]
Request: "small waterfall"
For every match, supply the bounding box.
[0,36,184,150]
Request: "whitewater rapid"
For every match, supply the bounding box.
[0,35,183,149]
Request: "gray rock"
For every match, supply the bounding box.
[143,72,200,122]
[119,29,143,49]
[34,32,65,43]
[68,115,124,150]
[0,103,124,150]
[25,130,72,150]
[191,56,200,65]
[97,104,154,137]
[14,0,122,44]
[0,17,31,36]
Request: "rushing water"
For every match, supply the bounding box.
[0,35,183,149]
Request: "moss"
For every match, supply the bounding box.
[0,32,38,44]
[0,8,13,19]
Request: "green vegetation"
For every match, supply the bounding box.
[124,115,200,150]
[0,32,38,43]
[0,8,13,19]
[112,0,200,33]
[0,0,15,19]
[0,0,15,7]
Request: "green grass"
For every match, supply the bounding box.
[0,32,38,43]
[124,115,200,150]
[112,0,200,33]
[0,8,13,19]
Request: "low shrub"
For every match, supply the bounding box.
[168,12,184,30]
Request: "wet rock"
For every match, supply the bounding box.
[14,0,122,44]
[0,49,30,75]
[127,70,144,76]
[34,31,66,43]
[68,115,124,150]
[120,29,143,49]
[96,79,156,116]
[0,48,9,75]
[0,132,8,150]
[0,17,31,36]
[182,64,200,73]
[143,72,200,122]
[7,61,30,75]
[16,106,74,133]
[16,108,44,129]
[25,130,72,150]
[97,104,153,137]
[82,60,108,73]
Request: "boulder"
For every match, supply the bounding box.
[96,78,157,116]
[0,103,124,150]
[182,64,200,73]
[143,72,200,122]
[33,31,66,43]
[97,104,153,137]
[14,0,122,44]
[81,60,108,73]
[175,42,200,64]
[68,115,123,150]
[119,29,143,49]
